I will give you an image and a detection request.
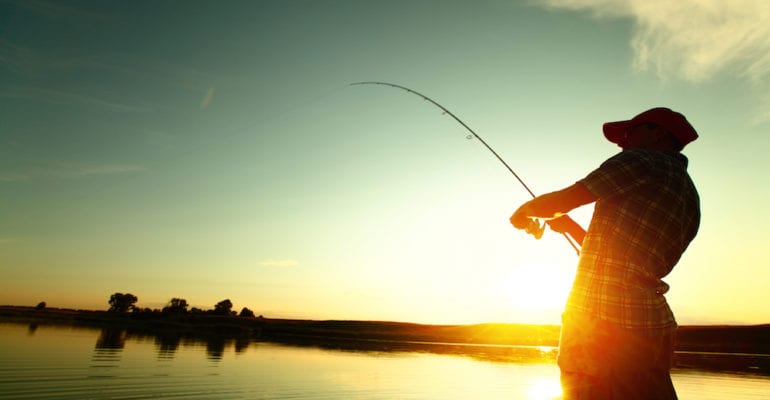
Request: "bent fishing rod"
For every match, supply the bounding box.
[351,81,580,255]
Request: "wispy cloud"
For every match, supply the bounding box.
[0,161,145,182]
[540,0,770,123]
[258,258,299,267]
[0,86,149,113]
[0,36,214,113]
[50,162,145,178]
[0,172,30,182]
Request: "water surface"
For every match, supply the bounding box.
[1,323,767,399]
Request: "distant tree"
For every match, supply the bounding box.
[35,301,47,310]
[162,298,189,314]
[213,299,233,316]
[239,307,255,318]
[108,293,138,313]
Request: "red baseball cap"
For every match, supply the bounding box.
[603,107,698,147]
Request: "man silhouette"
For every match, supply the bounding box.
[510,108,700,399]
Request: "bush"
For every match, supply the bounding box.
[239,307,255,318]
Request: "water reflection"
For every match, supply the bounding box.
[234,337,250,354]
[95,327,126,350]
[90,328,125,378]
[528,377,564,399]
[263,335,559,365]
[205,335,226,360]
[79,324,559,365]
[204,336,251,360]
[5,319,769,375]
[154,332,181,359]
[76,326,769,374]
[2,322,769,400]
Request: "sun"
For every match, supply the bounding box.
[496,264,573,324]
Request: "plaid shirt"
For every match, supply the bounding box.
[566,149,700,334]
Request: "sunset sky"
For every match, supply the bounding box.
[2,0,769,326]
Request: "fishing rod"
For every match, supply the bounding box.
[351,81,580,255]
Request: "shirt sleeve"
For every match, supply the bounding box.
[578,150,655,200]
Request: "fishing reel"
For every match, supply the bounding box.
[525,218,546,240]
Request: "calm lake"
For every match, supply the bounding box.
[1,323,768,399]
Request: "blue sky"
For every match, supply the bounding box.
[1,0,769,325]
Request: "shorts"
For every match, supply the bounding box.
[557,312,677,400]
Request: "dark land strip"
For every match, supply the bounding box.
[2,305,768,374]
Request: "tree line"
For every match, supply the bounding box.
[108,292,257,318]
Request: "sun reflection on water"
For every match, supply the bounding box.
[527,377,563,400]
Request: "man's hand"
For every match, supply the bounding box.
[546,215,578,233]
[510,202,545,239]
[509,203,534,230]
[546,215,586,246]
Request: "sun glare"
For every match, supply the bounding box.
[527,377,563,400]
[498,266,572,321]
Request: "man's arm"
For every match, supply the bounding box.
[510,182,595,244]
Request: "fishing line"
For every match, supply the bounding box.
[351,81,580,255]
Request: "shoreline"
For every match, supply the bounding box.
[2,305,768,374]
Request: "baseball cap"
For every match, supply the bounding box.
[603,107,698,147]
